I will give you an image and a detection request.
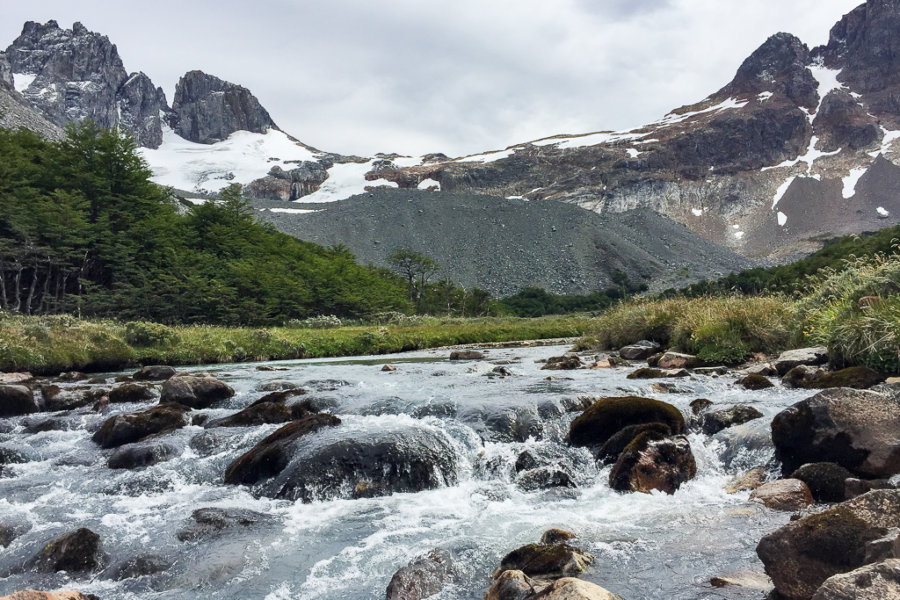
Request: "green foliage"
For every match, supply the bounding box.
[124,321,180,347]
[0,123,411,324]
[498,274,647,317]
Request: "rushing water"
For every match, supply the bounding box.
[0,344,816,600]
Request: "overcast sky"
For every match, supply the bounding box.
[2,0,863,157]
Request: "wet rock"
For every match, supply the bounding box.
[108,383,155,403]
[726,467,768,494]
[744,363,778,377]
[646,352,664,367]
[695,366,729,376]
[0,419,15,433]
[39,385,104,412]
[518,468,576,492]
[588,359,613,369]
[541,529,576,545]
[109,553,173,580]
[257,380,300,392]
[486,570,545,600]
[536,578,623,600]
[787,366,885,390]
[738,374,775,390]
[204,401,293,428]
[757,489,900,600]
[30,528,104,574]
[773,347,829,376]
[450,350,484,360]
[751,479,814,511]
[771,388,900,477]
[811,558,900,600]
[595,422,673,465]
[224,413,342,486]
[783,365,828,388]
[385,548,456,600]
[22,416,72,434]
[568,396,684,449]
[649,382,690,394]
[0,385,38,417]
[657,352,701,369]
[845,478,897,500]
[483,406,543,443]
[412,401,457,419]
[709,572,773,591]
[245,423,459,502]
[160,376,234,408]
[791,463,854,503]
[382,364,398,372]
[108,439,179,469]
[57,371,87,382]
[493,543,593,580]
[176,507,270,541]
[132,365,176,381]
[699,405,764,435]
[609,433,697,494]
[0,372,32,384]
[714,419,774,469]
[690,399,713,415]
[617,340,661,360]
[561,397,594,413]
[541,355,583,371]
[0,521,29,547]
[92,403,191,448]
[626,367,689,379]
[0,593,100,600]
[491,366,514,377]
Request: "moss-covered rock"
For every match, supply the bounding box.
[738,374,775,390]
[92,403,191,449]
[204,401,293,428]
[595,422,672,465]
[160,375,234,409]
[609,432,697,494]
[782,365,827,388]
[567,396,684,449]
[493,543,593,580]
[813,366,885,390]
[108,383,155,403]
[791,462,854,503]
[756,489,900,600]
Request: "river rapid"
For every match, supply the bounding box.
[0,344,816,599]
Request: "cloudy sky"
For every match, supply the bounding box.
[2,0,862,157]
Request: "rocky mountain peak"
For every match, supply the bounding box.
[719,32,817,109]
[3,20,169,147]
[171,70,276,144]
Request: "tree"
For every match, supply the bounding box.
[387,248,440,312]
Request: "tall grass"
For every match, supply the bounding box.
[0,313,592,375]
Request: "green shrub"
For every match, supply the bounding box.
[286,315,343,329]
[124,321,180,347]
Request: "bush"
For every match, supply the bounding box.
[124,321,180,347]
[286,315,343,329]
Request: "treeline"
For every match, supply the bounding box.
[664,225,900,298]
[497,273,648,317]
[0,123,417,324]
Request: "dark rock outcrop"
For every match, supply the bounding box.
[493,543,593,580]
[108,383,155,404]
[0,385,38,416]
[617,340,660,360]
[171,70,275,144]
[108,554,173,580]
[738,374,775,390]
[203,401,293,428]
[595,422,673,465]
[132,365,176,381]
[541,355,583,371]
[771,388,900,477]
[107,439,179,469]
[609,432,697,494]
[698,405,764,435]
[176,507,270,541]
[92,403,190,448]
[568,396,684,449]
[160,375,234,409]
[30,528,104,574]
[792,462,855,503]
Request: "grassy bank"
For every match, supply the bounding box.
[0,313,593,375]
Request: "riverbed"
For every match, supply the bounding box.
[0,344,814,599]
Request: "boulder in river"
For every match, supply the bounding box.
[750,479,814,511]
[541,355,583,370]
[108,553,174,580]
[108,439,179,469]
[698,405,764,435]
[493,543,594,580]
[160,376,234,408]
[132,365,176,381]
[0,385,38,417]
[485,570,545,600]
[92,403,191,449]
[782,365,828,388]
[773,347,829,375]
[785,365,885,390]
[791,462,855,503]
[108,383,155,403]
[811,558,900,599]
[771,388,900,477]
[30,528,104,574]
[450,350,484,360]
[626,367,689,379]
[386,548,456,600]
[0,593,100,600]
[39,385,104,412]
[657,352,701,369]
[568,396,684,449]
[757,489,900,600]
[617,340,660,360]
[609,432,697,494]
[535,578,624,600]
[541,529,576,545]
[204,401,293,428]
[737,374,775,390]
[595,422,673,465]
[176,507,271,541]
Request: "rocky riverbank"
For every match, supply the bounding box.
[0,341,898,599]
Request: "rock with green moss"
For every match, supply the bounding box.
[493,543,593,580]
[567,396,684,449]
[771,388,900,477]
[792,462,854,503]
[757,489,900,600]
[813,367,885,390]
[783,365,827,388]
[595,422,673,465]
[160,375,234,409]
[609,432,696,494]
[108,383,155,403]
[92,403,191,449]
[738,374,775,390]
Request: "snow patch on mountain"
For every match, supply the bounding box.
[777,211,787,226]
[878,206,890,217]
[456,148,516,163]
[763,136,840,174]
[772,176,796,209]
[656,97,749,126]
[842,167,868,199]
[757,91,773,102]
[12,73,35,93]
[808,63,844,117]
[869,127,900,158]
[691,208,703,217]
[140,126,318,193]
[417,178,441,190]
[292,161,396,204]
[531,130,646,150]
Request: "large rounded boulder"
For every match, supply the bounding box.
[30,528,104,574]
[811,559,900,599]
[386,549,456,600]
[0,385,38,417]
[92,403,191,449]
[609,432,697,494]
[771,388,900,477]
[160,376,234,409]
[567,396,684,449]
[757,489,900,600]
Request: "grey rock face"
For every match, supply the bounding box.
[171,70,275,144]
[812,558,900,600]
[0,52,12,88]
[3,20,167,146]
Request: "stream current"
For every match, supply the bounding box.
[0,344,816,599]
